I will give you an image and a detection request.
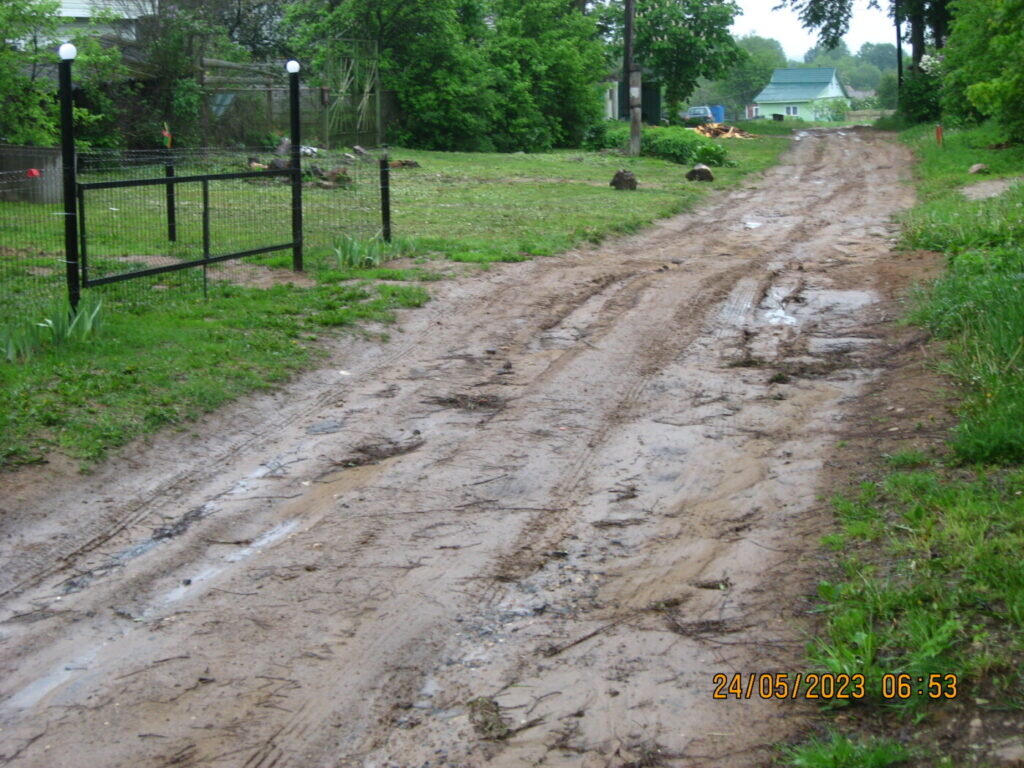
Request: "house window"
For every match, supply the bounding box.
[785,105,799,116]
[750,105,759,118]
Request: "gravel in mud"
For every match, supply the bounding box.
[0,128,929,767]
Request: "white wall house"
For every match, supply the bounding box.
[58,0,143,40]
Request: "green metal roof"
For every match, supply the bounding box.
[754,68,840,103]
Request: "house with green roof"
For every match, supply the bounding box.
[751,68,850,121]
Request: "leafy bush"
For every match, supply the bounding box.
[583,122,729,166]
[644,126,730,166]
[899,70,942,124]
[941,0,1024,141]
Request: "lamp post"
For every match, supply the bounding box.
[286,59,303,272]
[58,43,80,310]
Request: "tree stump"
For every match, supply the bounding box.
[610,169,638,191]
[686,163,714,182]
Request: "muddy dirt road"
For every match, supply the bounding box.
[1,128,919,767]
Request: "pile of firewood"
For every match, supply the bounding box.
[692,123,756,139]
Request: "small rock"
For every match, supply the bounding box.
[686,163,714,182]
[610,169,638,191]
[485,347,497,355]
[273,137,291,155]
[968,163,990,175]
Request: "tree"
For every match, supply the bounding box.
[857,41,898,71]
[876,71,898,108]
[287,0,605,151]
[287,0,489,149]
[486,0,605,150]
[0,0,60,145]
[707,35,786,118]
[846,61,882,90]
[803,40,851,64]
[776,0,951,67]
[941,0,1024,140]
[632,0,744,115]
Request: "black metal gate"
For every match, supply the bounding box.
[77,166,299,289]
[58,51,307,307]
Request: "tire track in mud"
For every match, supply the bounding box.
[0,128,920,768]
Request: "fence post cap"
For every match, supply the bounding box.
[286,60,300,74]
[58,43,77,60]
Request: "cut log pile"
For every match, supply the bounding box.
[692,123,756,139]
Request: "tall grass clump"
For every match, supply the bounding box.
[331,235,420,269]
[901,181,1024,253]
[906,184,1024,462]
[1,295,105,363]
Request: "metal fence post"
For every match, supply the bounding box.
[379,149,391,243]
[58,43,80,310]
[287,60,303,272]
[165,156,177,242]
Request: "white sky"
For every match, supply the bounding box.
[730,0,898,61]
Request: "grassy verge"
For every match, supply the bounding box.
[782,123,1024,766]
[0,136,789,470]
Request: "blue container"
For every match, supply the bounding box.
[711,105,726,124]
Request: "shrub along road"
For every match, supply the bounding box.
[0,128,930,767]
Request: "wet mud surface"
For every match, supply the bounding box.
[0,128,929,767]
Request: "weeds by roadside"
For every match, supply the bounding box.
[1,295,104,363]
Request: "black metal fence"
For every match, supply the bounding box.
[0,57,392,326]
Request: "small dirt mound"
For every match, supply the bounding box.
[332,437,425,468]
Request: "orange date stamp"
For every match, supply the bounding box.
[712,673,959,700]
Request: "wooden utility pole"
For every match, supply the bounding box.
[624,0,641,156]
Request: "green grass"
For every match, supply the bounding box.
[780,731,914,768]
[0,279,428,467]
[0,137,790,469]
[897,130,1024,464]
[791,121,1024,765]
[897,121,1024,201]
[811,471,1024,709]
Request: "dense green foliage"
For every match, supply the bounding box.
[287,0,608,152]
[941,0,1024,141]
[631,0,743,117]
[585,122,730,166]
[0,0,61,144]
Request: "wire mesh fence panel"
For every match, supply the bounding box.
[301,148,384,253]
[0,153,68,326]
[2,142,390,326]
